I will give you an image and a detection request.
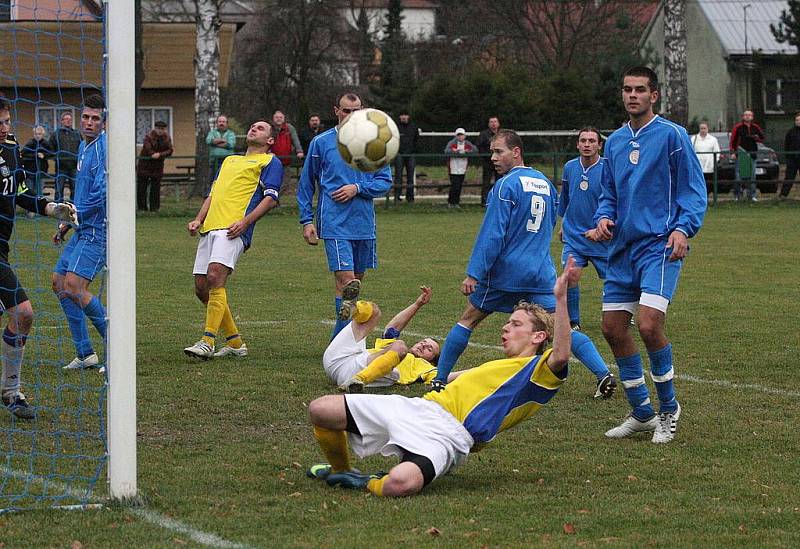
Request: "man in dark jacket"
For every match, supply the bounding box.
[21,125,51,197]
[48,112,81,202]
[476,116,500,207]
[299,114,324,156]
[137,120,174,211]
[394,111,419,202]
[780,112,800,199]
[730,110,764,201]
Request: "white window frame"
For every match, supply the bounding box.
[764,78,799,114]
[136,106,173,145]
[34,106,77,134]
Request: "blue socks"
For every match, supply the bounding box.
[84,296,107,340]
[59,296,93,358]
[331,296,348,340]
[570,330,610,381]
[649,344,677,413]
[567,286,581,325]
[434,323,472,383]
[617,353,655,421]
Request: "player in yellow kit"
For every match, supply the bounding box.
[305,257,578,497]
[184,120,283,359]
[324,282,440,393]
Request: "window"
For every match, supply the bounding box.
[35,106,77,135]
[136,107,172,144]
[765,78,800,113]
[0,3,9,22]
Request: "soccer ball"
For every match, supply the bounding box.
[337,108,400,172]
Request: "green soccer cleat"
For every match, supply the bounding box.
[326,470,386,490]
[307,463,333,480]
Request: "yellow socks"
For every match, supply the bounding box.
[313,426,351,472]
[352,301,374,323]
[367,476,387,496]
[202,287,228,347]
[219,304,242,349]
[355,351,401,385]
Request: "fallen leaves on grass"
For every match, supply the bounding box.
[563,523,576,535]
[738,524,748,535]
[427,527,441,537]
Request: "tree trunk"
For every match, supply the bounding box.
[192,0,222,197]
[663,0,688,126]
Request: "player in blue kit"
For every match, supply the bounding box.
[592,67,706,443]
[51,94,110,370]
[297,92,392,340]
[558,127,616,397]
[430,130,611,398]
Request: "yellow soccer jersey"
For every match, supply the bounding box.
[371,338,437,385]
[202,153,283,247]
[424,349,564,447]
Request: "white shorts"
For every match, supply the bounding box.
[322,323,399,387]
[192,230,245,275]
[345,394,474,478]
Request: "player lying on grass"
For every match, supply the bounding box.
[305,257,577,497]
[325,282,440,393]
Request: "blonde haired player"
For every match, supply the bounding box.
[184,120,283,359]
[305,257,579,497]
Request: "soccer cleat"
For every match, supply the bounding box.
[214,343,248,358]
[184,340,214,360]
[604,414,657,438]
[429,379,446,392]
[326,470,386,490]
[570,322,582,331]
[337,279,361,321]
[306,463,333,480]
[594,373,617,399]
[63,352,100,370]
[338,376,364,393]
[3,393,36,420]
[652,402,682,444]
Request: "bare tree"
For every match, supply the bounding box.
[192,0,222,196]
[663,0,688,126]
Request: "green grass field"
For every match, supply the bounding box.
[2,199,800,547]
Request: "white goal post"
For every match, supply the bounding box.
[106,0,138,500]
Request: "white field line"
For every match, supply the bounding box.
[0,467,251,548]
[318,320,800,399]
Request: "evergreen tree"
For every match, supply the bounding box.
[771,0,800,49]
[371,0,416,115]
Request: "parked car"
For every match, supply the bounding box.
[709,132,780,193]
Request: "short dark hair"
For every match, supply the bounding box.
[273,109,284,116]
[83,93,105,111]
[491,129,523,152]
[309,113,320,119]
[623,66,658,91]
[335,91,362,108]
[0,93,9,112]
[577,126,602,143]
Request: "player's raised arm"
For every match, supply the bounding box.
[548,257,579,374]
[385,286,432,333]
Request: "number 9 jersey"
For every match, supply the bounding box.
[466,165,558,293]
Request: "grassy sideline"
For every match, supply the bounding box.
[1,200,799,547]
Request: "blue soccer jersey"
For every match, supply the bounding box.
[74,131,107,233]
[297,128,392,240]
[466,166,558,293]
[559,157,608,259]
[594,115,707,251]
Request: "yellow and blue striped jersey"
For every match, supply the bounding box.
[424,349,565,447]
[202,152,283,248]
[371,339,437,385]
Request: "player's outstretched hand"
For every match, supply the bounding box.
[554,256,579,300]
[187,219,202,236]
[45,202,78,225]
[303,223,319,245]
[595,218,615,241]
[460,276,478,296]
[667,230,688,261]
[416,286,432,306]
[52,222,71,246]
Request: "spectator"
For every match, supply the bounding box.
[476,116,501,207]
[730,109,764,201]
[21,125,51,197]
[780,112,800,199]
[271,110,304,167]
[48,112,81,202]
[394,111,419,202]
[205,114,236,193]
[136,120,174,212]
[691,121,720,189]
[299,114,324,155]
[443,127,477,208]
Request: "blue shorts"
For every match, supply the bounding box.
[561,243,608,280]
[54,230,106,281]
[602,238,682,305]
[324,239,376,273]
[469,283,556,314]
